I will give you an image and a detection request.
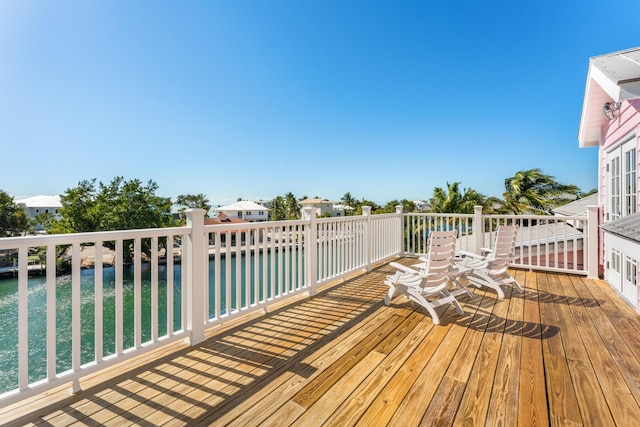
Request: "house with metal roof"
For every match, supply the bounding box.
[14,195,62,219]
[578,46,640,311]
[552,193,598,230]
[14,195,62,232]
[214,200,269,222]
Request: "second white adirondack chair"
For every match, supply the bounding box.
[457,225,523,298]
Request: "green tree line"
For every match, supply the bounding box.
[0,169,594,239]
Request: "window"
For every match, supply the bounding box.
[607,136,636,221]
[626,256,637,286]
[612,249,621,273]
[610,157,621,220]
[624,147,637,215]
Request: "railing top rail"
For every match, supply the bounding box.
[0,226,189,249]
[404,212,474,219]
[316,215,370,224]
[204,218,310,232]
[481,213,587,221]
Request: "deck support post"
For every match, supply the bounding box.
[185,209,207,346]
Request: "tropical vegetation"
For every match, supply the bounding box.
[0,190,29,237]
[1,168,592,240]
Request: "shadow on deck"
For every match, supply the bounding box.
[3,259,640,426]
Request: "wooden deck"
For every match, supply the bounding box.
[3,259,640,426]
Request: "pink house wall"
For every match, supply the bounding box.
[599,99,640,206]
[599,99,640,312]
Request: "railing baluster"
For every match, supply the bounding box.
[151,236,158,342]
[115,239,124,356]
[71,242,81,391]
[95,242,103,363]
[167,234,174,336]
[134,238,142,349]
[46,244,56,380]
[18,247,28,391]
[214,232,221,318]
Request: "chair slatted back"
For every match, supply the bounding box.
[422,230,457,287]
[488,225,518,273]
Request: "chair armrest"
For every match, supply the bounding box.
[389,262,420,275]
[458,250,485,260]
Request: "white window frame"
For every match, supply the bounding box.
[612,248,621,273]
[606,134,637,222]
[626,256,638,287]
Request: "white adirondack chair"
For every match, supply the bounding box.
[457,225,523,298]
[384,230,465,325]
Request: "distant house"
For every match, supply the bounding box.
[214,201,269,222]
[298,198,336,217]
[15,195,62,220]
[15,195,62,231]
[413,201,431,213]
[578,46,640,310]
[331,204,354,217]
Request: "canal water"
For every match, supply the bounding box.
[0,251,303,394]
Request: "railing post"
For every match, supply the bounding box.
[362,206,372,271]
[302,207,318,295]
[185,209,207,345]
[473,205,484,254]
[586,205,600,279]
[396,205,404,256]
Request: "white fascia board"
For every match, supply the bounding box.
[578,68,595,148]
[590,64,622,101]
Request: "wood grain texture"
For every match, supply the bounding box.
[3,263,640,427]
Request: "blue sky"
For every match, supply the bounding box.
[2,1,640,206]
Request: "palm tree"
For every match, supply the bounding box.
[502,169,579,215]
[341,192,357,208]
[270,196,286,221]
[284,192,300,219]
[430,182,487,214]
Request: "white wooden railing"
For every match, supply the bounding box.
[0,207,400,404]
[0,204,599,405]
[403,205,600,277]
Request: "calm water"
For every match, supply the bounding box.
[0,264,183,394]
[0,250,302,394]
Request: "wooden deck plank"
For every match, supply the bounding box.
[552,273,616,426]
[219,307,397,427]
[453,279,513,425]
[188,272,393,425]
[537,272,582,427]
[565,276,640,425]
[385,288,490,426]
[321,311,436,426]
[289,351,387,426]
[354,308,456,426]
[485,269,525,427]
[3,264,640,427]
[518,270,549,426]
[569,275,640,401]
